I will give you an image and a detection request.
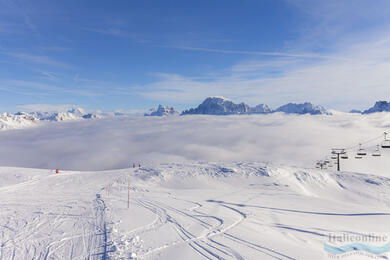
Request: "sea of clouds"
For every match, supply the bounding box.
[1,113,390,175]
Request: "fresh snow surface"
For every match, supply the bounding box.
[1,162,390,259]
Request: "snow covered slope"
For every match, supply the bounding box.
[0,112,40,130]
[1,162,389,259]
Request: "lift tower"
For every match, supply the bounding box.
[331,148,346,171]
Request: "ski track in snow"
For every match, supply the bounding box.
[0,170,111,260]
[1,162,390,259]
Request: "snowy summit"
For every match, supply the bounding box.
[181,97,270,115]
[181,97,327,115]
[144,105,179,116]
[274,102,329,115]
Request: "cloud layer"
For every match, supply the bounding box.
[1,114,390,175]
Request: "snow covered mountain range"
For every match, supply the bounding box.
[148,97,390,117]
[0,108,101,130]
[176,97,328,116]
[181,96,271,115]
[349,101,390,114]
[274,102,329,115]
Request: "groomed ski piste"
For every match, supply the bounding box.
[1,162,390,259]
[1,113,390,259]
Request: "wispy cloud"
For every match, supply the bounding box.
[73,73,107,84]
[34,69,58,81]
[42,46,71,52]
[1,80,63,92]
[1,51,73,69]
[172,46,351,61]
[138,32,390,111]
[81,27,136,39]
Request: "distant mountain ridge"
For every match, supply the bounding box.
[0,108,101,130]
[144,105,179,116]
[179,97,329,116]
[274,102,329,115]
[182,97,257,115]
[362,101,390,114]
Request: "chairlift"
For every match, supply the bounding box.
[356,143,367,156]
[381,132,390,148]
[372,144,381,157]
[341,153,349,159]
[355,155,363,159]
[331,155,337,160]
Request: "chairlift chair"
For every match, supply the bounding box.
[331,155,337,160]
[381,132,390,148]
[372,144,381,157]
[355,155,363,159]
[340,153,349,159]
[356,143,367,156]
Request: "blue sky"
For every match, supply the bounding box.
[1,0,390,112]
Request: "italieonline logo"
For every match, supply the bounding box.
[324,233,390,259]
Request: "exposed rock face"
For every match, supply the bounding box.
[181,97,270,115]
[349,109,362,114]
[145,105,179,116]
[249,104,272,114]
[274,102,329,115]
[362,101,390,114]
